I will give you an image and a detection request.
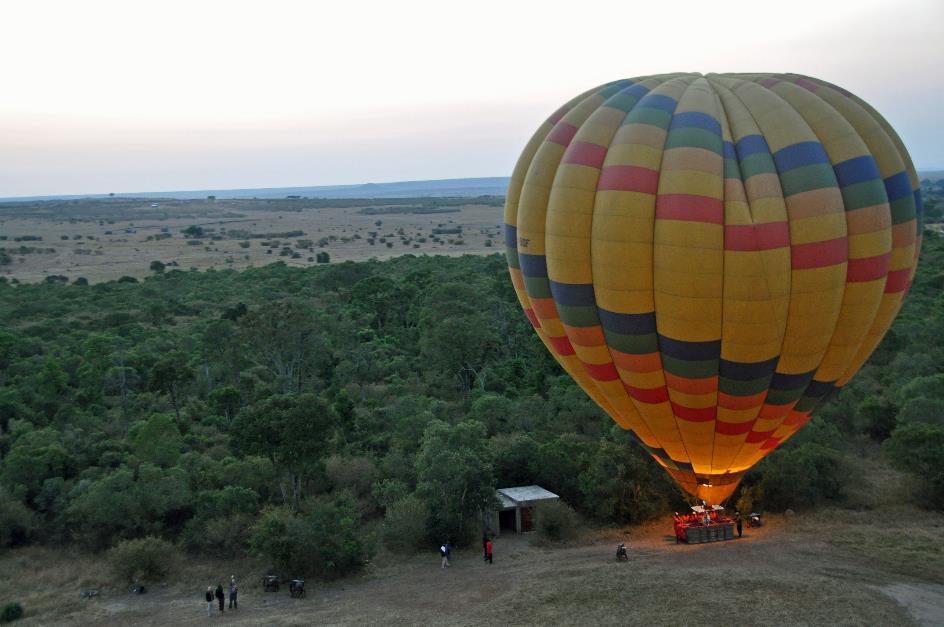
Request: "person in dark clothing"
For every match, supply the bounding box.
[215,583,225,613]
[485,539,493,564]
[229,576,238,609]
[482,532,489,561]
[205,587,214,616]
[735,511,743,538]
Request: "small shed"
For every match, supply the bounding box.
[487,485,559,535]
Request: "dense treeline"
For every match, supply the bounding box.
[0,231,942,578]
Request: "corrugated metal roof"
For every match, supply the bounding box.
[496,492,516,509]
[497,485,559,504]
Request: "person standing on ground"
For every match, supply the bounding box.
[485,539,493,564]
[229,575,238,609]
[215,582,225,613]
[482,532,489,561]
[440,541,449,569]
[205,586,214,616]
[735,511,743,538]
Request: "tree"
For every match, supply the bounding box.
[415,420,495,544]
[418,283,500,395]
[579,440,672,523]
[208,386,241,421]
[230,394,336,510]
[149,260,165,274]
[147,352,194,422]
[250,499,369,579]
[130,414,183,467]
[884,422,944,506]
[237,301,322,394]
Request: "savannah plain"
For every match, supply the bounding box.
[0,196,504,284]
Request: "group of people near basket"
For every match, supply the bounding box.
[204,576,238,616]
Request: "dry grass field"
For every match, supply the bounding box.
[0,197,504,284]
[1,509,942,626]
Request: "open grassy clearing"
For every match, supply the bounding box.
[0,198,503,284]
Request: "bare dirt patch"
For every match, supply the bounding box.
[3,510,942,626]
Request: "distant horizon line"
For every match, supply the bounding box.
[0,175,513,203]
[3,166,943,203]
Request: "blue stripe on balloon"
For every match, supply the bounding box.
[597,308,657,335]
[884,171,913,202]
[734,134,770,159]
[670,111,722,136]
[518,253,548,278]
[833,155,881,188]
[549,281,596,307]
[773,141,830,172]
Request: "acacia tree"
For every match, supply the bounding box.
[238,301,324,393]
[147,351,194,422]
[418,282,499,396]
[230,393,336,510]
[415,419,496,544]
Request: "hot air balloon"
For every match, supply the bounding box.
[504,73,921,503]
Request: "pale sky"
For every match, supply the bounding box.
[1,0,942,197]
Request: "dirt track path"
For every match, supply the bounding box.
[59,517,943,627]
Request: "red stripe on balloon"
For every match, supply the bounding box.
[656,194,724,225]
[671,402,717,422]
[524,309,540,329]
[547,335,576,356]
[625,384,670,404]
[598,165,660,194]
[547,123,578,147]
[847,252,891,282]
[760,437,782,450]
[715,420,755,436]
[563,141,607,169]
[584,361,620,382]
[791,237,847,269]
[724,222,790,251]
[884,268,910,293]
[782,410,811,427]
[548,105,570,125]
[745,429,775,443]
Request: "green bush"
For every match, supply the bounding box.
[534,500,579,543]
[883,422,944,507]
[754,443,846,511]
[251,499,370,579]
[107,536,178,583]
[0,490,34,549]
[381,495,429,553]
[1,602,23,622]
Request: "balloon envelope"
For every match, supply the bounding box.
[504,73,921,503]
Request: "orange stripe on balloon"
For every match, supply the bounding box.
[758,403,794,419]
[562,324,607,347]
[610,350,663,373]
[718,391,768,410]
[530,298,559,319]
[665,373,718,395]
